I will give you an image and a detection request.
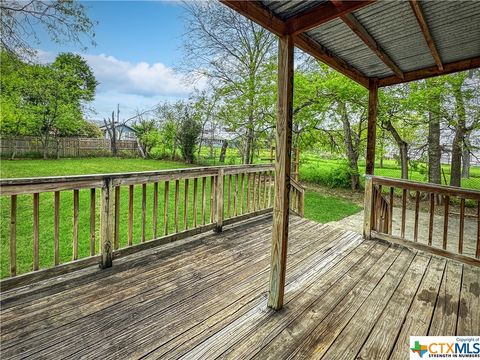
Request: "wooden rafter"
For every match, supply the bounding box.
[219,0,286,36]
[378,57,480,87]
[409,0,443,71]
[285,0,375,35]
[220,0,370,88]
[338,12,404,79]
[294,34,369,87]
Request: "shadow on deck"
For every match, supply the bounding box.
[1,215,479,359]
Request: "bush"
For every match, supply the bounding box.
[299,162,354,189]
[326,166,353,189]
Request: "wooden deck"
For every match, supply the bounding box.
[1,215,479,359]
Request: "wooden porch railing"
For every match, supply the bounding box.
[290,178,305,217]
[0,164,305,290]
[364,175,480,266]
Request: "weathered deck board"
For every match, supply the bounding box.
[0,215,478,360]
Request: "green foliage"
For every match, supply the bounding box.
[0,51,98,157]
[178,112,202,164]
[132,119,160,158]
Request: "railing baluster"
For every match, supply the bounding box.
[263,171,270,209]
[268,171,273,208]
[428,192,435,246]
[153,182,158,238]
[256,172,261,210]
[215,169,224,232]
[33,193,40,270]
[233,174,238,217]
[443,195,449,250]
[174,180,180,233]
[128,185,134,246]
[89,189,95,256]
[458,197,465,254]
[389,187,394,235]
[184,179,189,230]
[246,173,251,213]
[240,173,245,215]
[164,181,169,236]
[142,184,147,243]
[100,178,113,268]
[401,188,406,238]
[201,177,206,225]
[376,185,383,231]
[10,195,17,276]
[193,177,198,228]
[114,186,120,250]
[252,172,257,212]
[210,176,214,223]
[227,174,232,218]
[73,189,79,260]
[414,190,420,242]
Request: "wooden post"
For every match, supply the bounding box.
[214,168,224,232]
[268,34,294,310]
[366,78,378,175]
[100,177,113,268]
[363,175,374,239]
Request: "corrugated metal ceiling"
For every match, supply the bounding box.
[259,0,480,79]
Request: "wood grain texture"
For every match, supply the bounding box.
[89,189,95,257]
[73,189,79,260]
[10,195,17,276]
[268,34,294,310]
[114,186,120,250]
[33,193,39,271]
[164,181,169,236]
[128,185,134,246]
[1,216,478,359]
[366,78,378,175]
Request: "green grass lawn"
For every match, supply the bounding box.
[303,190,362,223]
[0,157,361,279]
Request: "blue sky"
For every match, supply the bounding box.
[35,1,203,120]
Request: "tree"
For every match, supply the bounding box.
[132,119,159,158]
[177,110,201,164]
[0,51,98,158]
[181,1,276,164]
[0,0,96,60]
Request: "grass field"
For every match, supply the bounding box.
[0,157,362,278]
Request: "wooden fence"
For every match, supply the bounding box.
[0,164,305,290]
[0,137,139,158]
[364,175,480,266]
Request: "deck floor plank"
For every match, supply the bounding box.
[389,256,447,360]
[0,215,477,360]
[428,260,463,336]
[357,253,432,360]
[457,265,480,336]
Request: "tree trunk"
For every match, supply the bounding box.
[219,140,228,163]
[384,119,408,179]
[428,111,441,184]
[462,135,470,178]
[450,87,466,187]
[339,102,360,190]
[244,125,254,164]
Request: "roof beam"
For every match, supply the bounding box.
[409,0,443,71]
[219,0,286,36]
[338,12,404,79]
[294,34,369,88]
[286,0,374,35]
[219,0,370,88]
[378,57,480,87]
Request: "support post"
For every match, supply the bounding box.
[214,168,224,233]
[366,78,378,175]
[268,34,294,310]
[100,177,113,268]
[363,175,374,239]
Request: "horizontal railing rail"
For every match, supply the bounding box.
[364,175,480,267]
[0,164,277,290]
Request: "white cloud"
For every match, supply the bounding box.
[84,54,203,97]
[35,50,207,119]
